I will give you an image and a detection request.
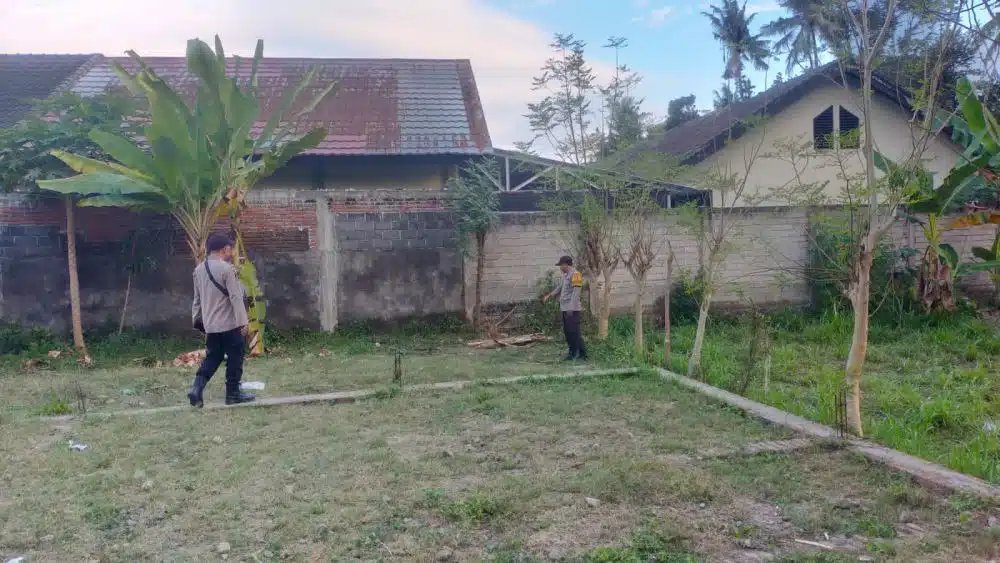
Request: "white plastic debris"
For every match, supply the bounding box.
[5,557,26,563]
[984,420,997,434]
[241,381,265,391]
[69,440,88,452]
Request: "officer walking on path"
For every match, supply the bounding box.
[543,255,588,361]
[188,234,257,407]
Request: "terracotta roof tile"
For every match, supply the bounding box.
[68,56,492,156]
[0,54,99,128]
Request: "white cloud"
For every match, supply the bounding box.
[0,0,620,151]
[632,0,650,7]
[649,6,675,26]
[746,0,783,13]
[632,5,675,27]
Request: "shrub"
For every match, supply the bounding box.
[0,322,57,356]
[807,219,918,321]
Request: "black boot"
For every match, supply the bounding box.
[187,375,208,408]
[225,386,256,405]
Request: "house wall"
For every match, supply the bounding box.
[691,83,961,208]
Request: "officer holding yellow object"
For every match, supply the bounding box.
[543,255,588,361]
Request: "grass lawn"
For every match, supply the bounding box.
[637,311,1000,485]
[2,374,997,562]
[0,329,580,420]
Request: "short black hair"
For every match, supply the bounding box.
[556,255,573,266]
[206,234,233,254]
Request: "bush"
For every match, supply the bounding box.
[807,219,918,321]
[521,271,562,333]
[0,322,57,356]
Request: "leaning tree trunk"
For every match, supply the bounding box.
[118,270,132,335]
[664,254,673,367]
[64,198,87,355]
[633,276,647,355]
[687,287,714,379]
[473,231,486,330]
[845,246,874,437]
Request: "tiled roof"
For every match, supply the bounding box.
[0,54,100,128]
[68,56,492,156]
[620,62,908,167]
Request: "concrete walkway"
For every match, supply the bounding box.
[658,368,1000,500]
[43,368,640,423]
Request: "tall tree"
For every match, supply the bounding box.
[832,0,957,436]
[703,0,772,80]
[600,37,647,155]
[762,0,840,73]
[0,91,139,356]
[447,157,501,330]
[520,34,600,164]
[36,36,336,356]
[665,95,699,129]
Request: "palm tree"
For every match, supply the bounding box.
[702,0,771,80]
[761,0,840,74]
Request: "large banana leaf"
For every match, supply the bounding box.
[39,35,336,354]
[37,172,161,202]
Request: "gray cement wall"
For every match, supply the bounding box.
[3,188,997,336]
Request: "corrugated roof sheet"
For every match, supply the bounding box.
[0,54,100,128]
[69,56,492,156]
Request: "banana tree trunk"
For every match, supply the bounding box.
[232,230,266,357]
[845,246,874,437]
[64,197,87,355]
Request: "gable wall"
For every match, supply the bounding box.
[690,83,961,208]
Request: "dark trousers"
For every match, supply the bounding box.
[561,311,587,359]
[196,328,245,392]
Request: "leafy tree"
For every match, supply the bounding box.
[702,0,772,80]
[520,33,600,164]
[600,37,647,155]
[0,91,139,356]
[712,77,755,109]
[827,0,957,436]
[713,83,737,109]
[36,36,336,355]
[762,0,840,73]
[665,95,699,129]
[772,72,785,85]
[447,157,501,330]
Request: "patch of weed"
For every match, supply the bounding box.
[440,490,511,525]
[36,395,72,416]
[582,524,697,562]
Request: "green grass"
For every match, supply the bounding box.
[3,375,996,562]
[594,310,1000,485]
[0,325,586,419]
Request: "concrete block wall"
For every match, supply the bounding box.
[331,192,463,324]
[467,208,812,315]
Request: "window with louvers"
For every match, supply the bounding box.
[813,106,834,149]
[839,107,861,149]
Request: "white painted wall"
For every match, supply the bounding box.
[689,83,961,208]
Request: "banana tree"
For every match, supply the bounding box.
[37,36,336,355]
[969,232,1000,304]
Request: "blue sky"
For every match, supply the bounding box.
[1,0,790,151]
[493,0,787,120]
